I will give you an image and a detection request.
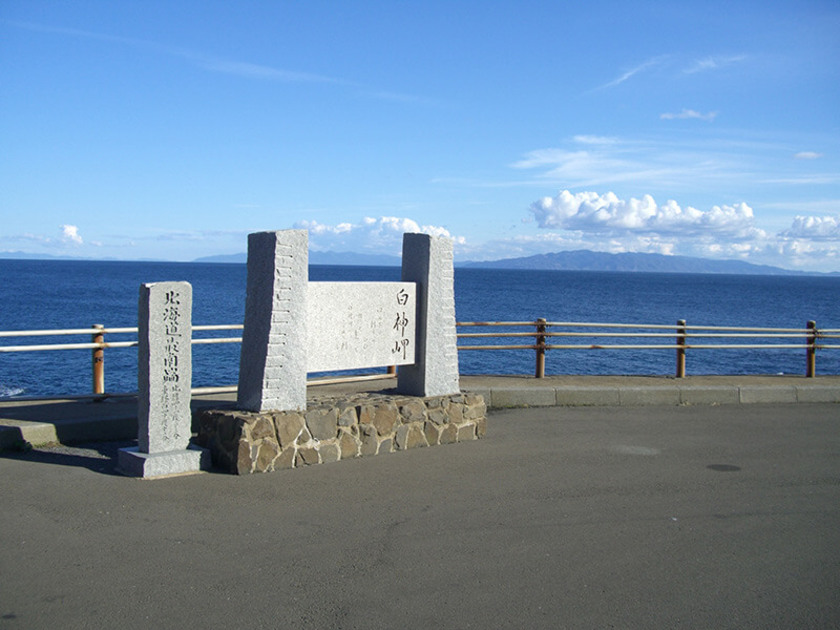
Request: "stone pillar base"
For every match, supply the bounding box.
[117,444,210,478]
[196,392,486,475]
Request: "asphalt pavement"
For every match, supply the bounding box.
[2,401,838,629]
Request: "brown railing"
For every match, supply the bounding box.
[1,319,838,397]
[456,319,840,378]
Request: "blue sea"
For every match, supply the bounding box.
[1,259,838,398]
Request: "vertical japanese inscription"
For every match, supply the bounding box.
[306,282,414,372]
[392,288,411,361]
[138,281,192,454]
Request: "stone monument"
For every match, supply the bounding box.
[118,281,210,478]
[237,230,309,412]
[397,232,460,397]
[197,229,483,473]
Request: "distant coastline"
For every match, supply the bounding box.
[2,249,836,276]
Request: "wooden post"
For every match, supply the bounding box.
[676,319,686,378]
[387,365,397,376]
[92,324,105,394]
[535,318,547,379]
[806,320,817,378]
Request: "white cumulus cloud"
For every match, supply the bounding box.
[294,216,465,254]
[794,151,824,160]
[780,215,840,240]
[529,190,761,238]
[60,224,83,245]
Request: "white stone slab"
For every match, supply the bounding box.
[307,282,416,372]
[137,282,193,454]
[118,445,210,478]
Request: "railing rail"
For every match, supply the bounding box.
[1,319,839,396]
[456,319,840,378]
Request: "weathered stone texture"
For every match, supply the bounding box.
[196,391,486,474]
[237,230,308,413]
[398,233,460,398]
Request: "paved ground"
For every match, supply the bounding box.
[2,402,838,629]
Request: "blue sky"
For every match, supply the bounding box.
[2,0,838,270]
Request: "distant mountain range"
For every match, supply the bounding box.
[3,248,833,276]
[194,251,403,267]
[462,250,813,275]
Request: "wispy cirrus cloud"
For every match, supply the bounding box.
[9,20,431,100]
[682,55,747,74]
[660,109,718,122]
[9,20,349,85]
[794,151,824,160]
[595,55,669,90]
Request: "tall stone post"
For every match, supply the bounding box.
[118,281,209,478]
[398,233,460,397]
[237,230,309,412]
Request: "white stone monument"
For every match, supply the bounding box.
[397,232,460,397]
[237,230,309,412]
[118,281,209,478]
[235,230,460,413]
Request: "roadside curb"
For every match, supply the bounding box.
[2,377,839,450]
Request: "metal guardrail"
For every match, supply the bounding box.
[1,320,838,397]
[456,319,840,378]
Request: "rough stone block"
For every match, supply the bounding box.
[396,424,427,450]
[249,416,275,441]
[440,424,458,444]
[305,408,339,441]
[194,391,486,474]
[338,406,358,426]
[360,431,378,457]
[457,423,476,441]
[428,408,448,424]
[254,440,280,472]
[318,443,340,464]
[372,404,399,436]
[339,431,360,459]
[424,421,441,445]
[296,447,319,466]
[275,447,295,470]
[275,413,306,448]
[398,399,425,422]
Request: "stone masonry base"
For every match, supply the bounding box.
[195,392,486,474]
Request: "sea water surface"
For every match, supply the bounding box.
[1,259,838,397]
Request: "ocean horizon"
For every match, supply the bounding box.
[1,258,838,398]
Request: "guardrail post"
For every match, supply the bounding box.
[806,320,817,377]
[92,324,105,394]
[676,319,686,378]
[535,318,547,378]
